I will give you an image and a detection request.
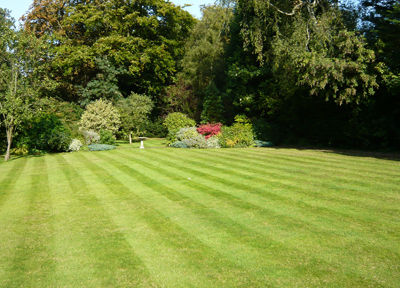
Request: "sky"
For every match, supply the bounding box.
[0,0,215,23]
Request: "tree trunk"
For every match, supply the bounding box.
[4,126,13,162]
[129,132,132,144]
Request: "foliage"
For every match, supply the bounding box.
[79,99,121,134]
[145,118,168,138]
[81,130,100,145]
[88,144,116,151]
[176,127,200,141]
[180,5,233,120]
[47,127,72,152]
[38,98,83,137]
[0,9,48,160]
[116,93,154,138]
[78,57,124,106]
[218,117,254,148]
[163,112,196,142]
[170,141,189,148]
[11,144,29,156]
[162,78,198,120]
[206,136,221,148]
[200,83,224,123]
[174,127,207,149]
[197,123,222,139]
[69,139,83,152]
[100,130,116,145]
[19,113,72,152]
[228,0,377,110]
[181,136,208,149]
[24,0,196,103]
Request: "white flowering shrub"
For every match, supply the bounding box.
[176,127,199,141]
[69,139,83,152]
[82,130,100,145]
[206,136,221,148]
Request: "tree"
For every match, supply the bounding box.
[24,0,196,104]
[231,0,377,106]
[116,93,154,144]
[79,99,121,134]
[177,5,233,121]
[162,78,199,120]
[77,57,124,107]
[0,9,44,161]
[359,0,400,148]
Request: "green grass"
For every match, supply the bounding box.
[0,140,399,287]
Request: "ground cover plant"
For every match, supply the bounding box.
[0,144,399,287]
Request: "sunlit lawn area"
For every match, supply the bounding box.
[0,141,399,287]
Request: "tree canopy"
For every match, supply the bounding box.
[24,0,196,105]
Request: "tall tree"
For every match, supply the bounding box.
[24,0,196,106]
[233,0,377,106]
[359,0,400,148]
[176,4,233,122]
[0,9,45,160]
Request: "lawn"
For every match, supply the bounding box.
[0,140,399,287]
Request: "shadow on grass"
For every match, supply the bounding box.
[266,145,400,162]
[0,152,54,164]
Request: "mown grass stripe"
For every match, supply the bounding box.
[116,149,399,263]
[108,149,394,287]
[177,148,400,212]
[93,151,384,287]
[0,158,29,209]
[186,149,400,209]
[245,148,400,176]
[213,149,400,188]
[150,149,400,238]
[75,152,269,287]
[99,152,324,251]
[45,154,101,287]
[56,154,155,288]
[0,158,32,286]
[141,149,381,231]
[189,148,400,200]
[3,156,56,288]
[113,150,334,234]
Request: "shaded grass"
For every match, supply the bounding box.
[0,144,399,287]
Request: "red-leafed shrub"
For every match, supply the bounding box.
[197,123,222,139]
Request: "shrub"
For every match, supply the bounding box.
[174,127,207,148]
[20,113,72,152]
[11,144,29,156]
[116,93,154,139]
[39,98,83,138]
[197,123,222,139]
[182,135,207,149]
[88,144,116,151]
[82,130,100,145]
[218,117,255,148]
[146,118,168,138]
[163,112,196,142]
[206,136,221,148]
[69,139,83,152]
[47,127,73,152]
[176,127,199,141]
[79,99,121,134]
[170,141,189,148]
[100,130,116,145]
